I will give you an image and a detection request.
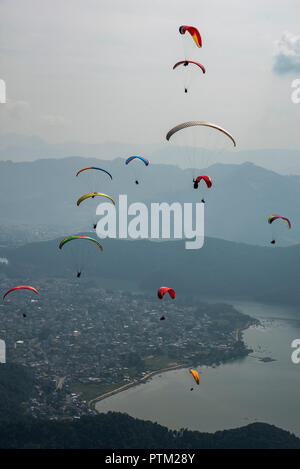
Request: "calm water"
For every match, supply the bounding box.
[96,301,300,436]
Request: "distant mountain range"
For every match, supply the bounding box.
[1,132,300,175]
[0,133,161,164]
[0,154,299,246]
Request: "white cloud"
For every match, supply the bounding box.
[273,31,300,74]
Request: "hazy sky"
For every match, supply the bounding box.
[1,0,300,150]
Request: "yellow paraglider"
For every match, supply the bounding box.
[76,192,115,207]
[189,369,200,385]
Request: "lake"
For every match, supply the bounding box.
[96,301,300,436]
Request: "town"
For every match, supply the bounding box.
[0,277,255,420]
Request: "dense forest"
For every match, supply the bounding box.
[0,412,299,449]
[0,365,298,449]
[0,363,35,422]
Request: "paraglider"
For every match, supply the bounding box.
[125,156,149,185]
[189,369,200,384]
[193,175,212,202]
[194,175,212,188]
[3,285,39,300]
[3,286,39,318]
[179,25,202,48]
[77,193,115,230]
[166,121,236,147]
[189,369,200,391]
[75,167,113,203]
[166,121,236,181]
[173,60,205,74]
[157,287,175,320]
[177,26,204,93]
[59,235,103,251]
[77,192,115,207]
[268,215,291,229]
[173,60,206,93]
[268,215,291,245]
[76,167,113,180]
[59,235,103,278]
[157,287,175,300]
[76,193,115,230]
[125,156,149,166]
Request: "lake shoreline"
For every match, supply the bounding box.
[92,301,300,437]
[89,363,184,410]
[91,322,254,411]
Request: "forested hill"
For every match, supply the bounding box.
[0,364,35,422]
[1,236,300,306]
[0,412,299,449]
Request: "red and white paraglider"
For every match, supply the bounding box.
[157,287,175,320]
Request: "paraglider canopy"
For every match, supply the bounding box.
[59,235,103,278]
[268,215,291,229]
[166,121,236,147]
[59,235,103,251]
[268,215,291,246]
[189,369,200,385]
[196,175,212,188]
[76,192,115,207]
[125,156,149,185]
[76,167,112,180]
[179,25,202,48]
[157,287,175,300]
[125,156,149,166]
[173,60,205,74]
[3,286,39,301]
